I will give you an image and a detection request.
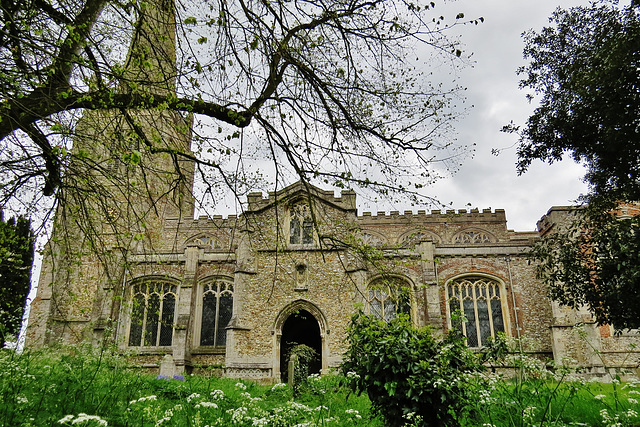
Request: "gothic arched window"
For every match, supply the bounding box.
[199,280,234,346]
[289,203,313,245]
[128,281,177,347]
[446,276,507,347]
[366,278,412,321]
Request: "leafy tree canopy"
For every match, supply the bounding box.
[508,1,640,329]
[510,0,640,201]
[0,212,34,346]
[0,0,479,217]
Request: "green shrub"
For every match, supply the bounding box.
[286,343,318,393]
[341,312,483,427]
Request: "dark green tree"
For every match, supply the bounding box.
[506,1,640,329]
[0,212,34,346]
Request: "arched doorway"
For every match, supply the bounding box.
[280,309,322,382]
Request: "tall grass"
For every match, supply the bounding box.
[0,344,380,426]
[2,342,640,426]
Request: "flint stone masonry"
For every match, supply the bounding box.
[24,0,640,378]
[27,181,640,381]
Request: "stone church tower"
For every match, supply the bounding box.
[27,0,195,350]
[26,0,640,380]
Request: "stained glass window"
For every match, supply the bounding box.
[200,281,234,346]
[366,278,411,321]
[128,282,177,347]
[447,277,506,347]
[289,204,314,245]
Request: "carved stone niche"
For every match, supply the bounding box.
[294,263,308,291]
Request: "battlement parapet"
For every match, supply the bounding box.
[358,208,507,223]
[165,214,239,230]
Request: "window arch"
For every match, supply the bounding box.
[453,229,496,244]
[199,280,234,347]
[289,203,313,245]
[128,281,178,347]
[366,277,412,321]
[399,230,440,248]
[446,276,507,347]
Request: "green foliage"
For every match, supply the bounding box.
[0,343,381,426]
[5,340,640,426]
[471,334,640,427]
[533,208,640,329]
[507,0,640,330]
[0,212,34,346]
[286,343,318,393]
[509,1,640,200]
[341,312,483,427]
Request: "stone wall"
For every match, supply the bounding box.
[27,184,640,381]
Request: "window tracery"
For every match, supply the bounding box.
[453,230,494,244]
[446,276,506,347]
[189,235,221,250]
[289,203,313,245]
[199,280,234,346]
[128,281,177,347]
[366,278,412,321]
[361,232,385,247]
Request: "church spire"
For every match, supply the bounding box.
[122,0,176,96]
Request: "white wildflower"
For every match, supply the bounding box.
[595,394,606,400]
[155,416,171,426]
[58,415,75,424]
[628,397,638,404]
[187,393,201,403]
[271,383,287,391]
[346,371,360,380]
[227,406,248,424]
[129,395,157,405]
[210,389,225,400]
[235,382,247,390]
[345,409,362,419]
[70,413,108,426]
[523,406,536,421]
[195,402,218,409]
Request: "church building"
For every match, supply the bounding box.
[26,179,640,380]
[24,0,640,381]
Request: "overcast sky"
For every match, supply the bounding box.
[404,0,592,231]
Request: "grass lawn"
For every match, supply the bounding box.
[2,344,640,426]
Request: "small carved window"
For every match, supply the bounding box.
[366,278,411,321]
[191,235,221,249]
[454,230,494,244]
[362,232,385,247]
[446,276,506,347]
[402,231,426,248]
[128,282,177,347]
[200,281,233,346]
[289,204,313,245]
